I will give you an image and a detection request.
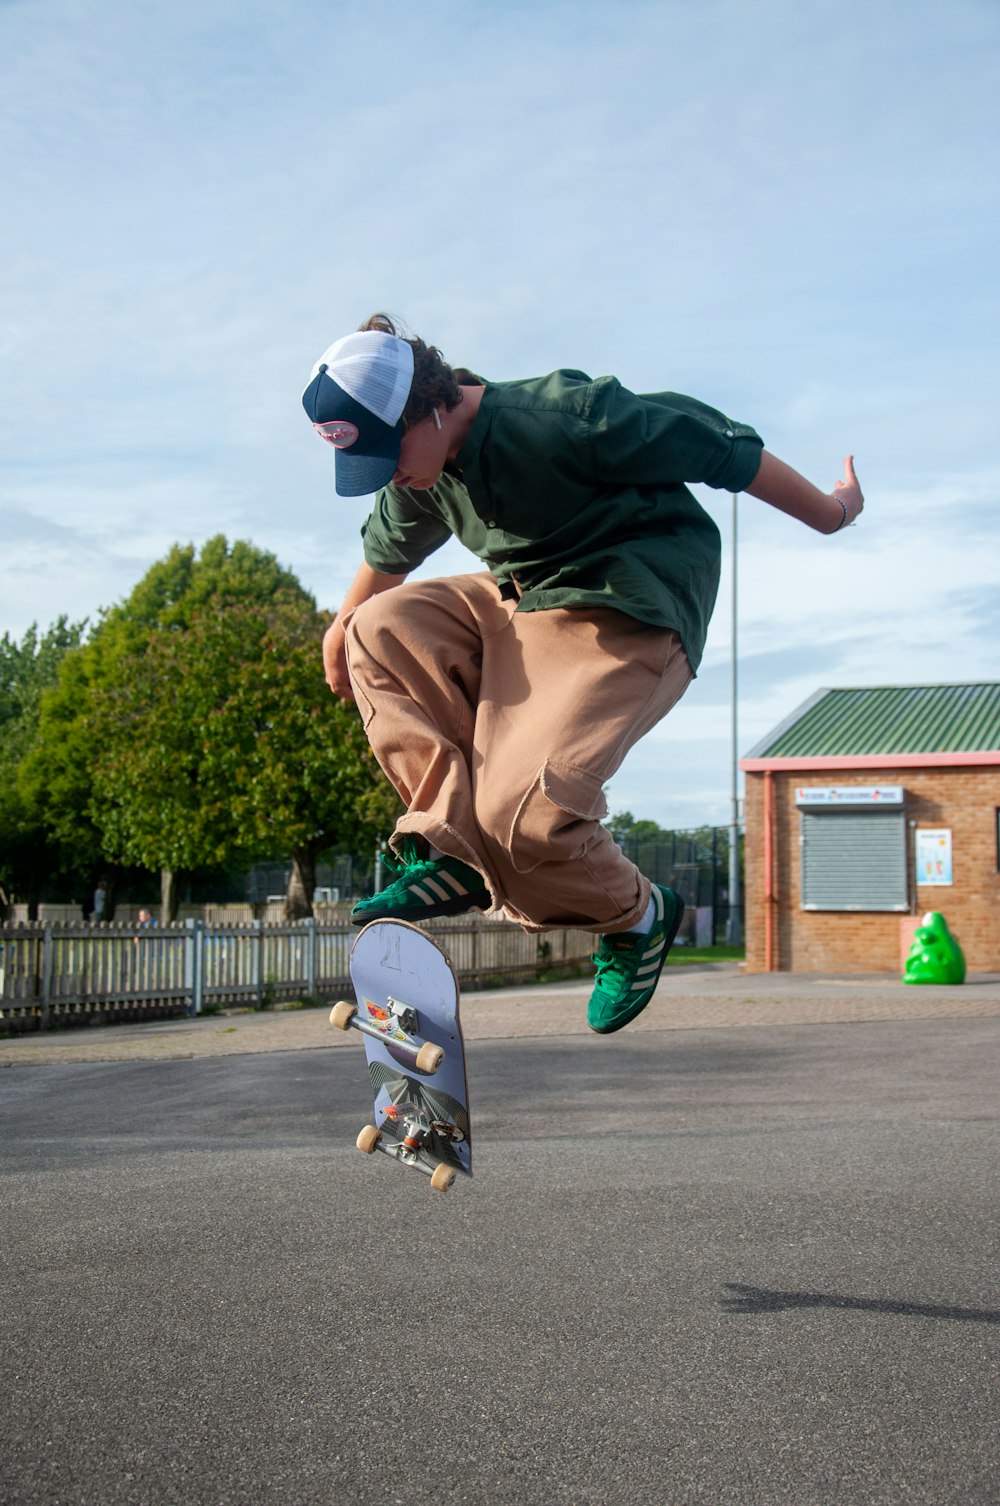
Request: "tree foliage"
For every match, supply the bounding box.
[19,537,400,917]
[605,810,670,847]
[89,591,399,917]
[21,537,307,875]
[0,618,87,909]
[606,810,738,865]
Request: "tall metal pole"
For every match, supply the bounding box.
[727,491,744,945]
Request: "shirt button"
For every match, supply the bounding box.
[725,429,735,438]
[487,519,496,527]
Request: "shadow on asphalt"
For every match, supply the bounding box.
[721,1283,1000,1324]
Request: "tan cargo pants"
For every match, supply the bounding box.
[344,573,693,933]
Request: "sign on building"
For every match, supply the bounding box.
[795,786,905,806]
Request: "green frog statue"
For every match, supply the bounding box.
[903,912,966,985]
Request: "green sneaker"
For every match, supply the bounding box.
[351,838,490,927]
[587,885,683,1034]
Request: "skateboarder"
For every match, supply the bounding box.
[302,315,863,1035]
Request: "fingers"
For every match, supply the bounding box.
[830,453,864,529]
[324,655,355,699]
[322,620,352,696]
[833,455,863,508]
[834,455,857,492]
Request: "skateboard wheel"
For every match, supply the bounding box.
[330,1000,357,1031]
[414,1042,445,1075]
[430,1163,456,1192]
[356,1124,382,1155]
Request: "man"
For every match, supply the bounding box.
[303,316,863,1033]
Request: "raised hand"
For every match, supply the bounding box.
[832,454,864,528]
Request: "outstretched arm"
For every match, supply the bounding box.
[323,561,407,699]
[744,452,864,534]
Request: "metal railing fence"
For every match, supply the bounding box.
[0,916,595,1034]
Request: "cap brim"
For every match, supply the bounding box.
[333,421,402,497]
[302,370,403,497]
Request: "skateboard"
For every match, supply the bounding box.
[330,918,471,1192]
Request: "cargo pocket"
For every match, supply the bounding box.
[508,759,610,874]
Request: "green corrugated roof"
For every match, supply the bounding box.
[749,683,1000,758]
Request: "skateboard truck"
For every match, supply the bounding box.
[329,997,445,1076]
[356,1110,458,1191]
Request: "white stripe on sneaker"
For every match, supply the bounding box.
[439,870,470,897]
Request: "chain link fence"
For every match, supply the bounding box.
[615,827,743,945]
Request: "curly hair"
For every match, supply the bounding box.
[358,313,482,429]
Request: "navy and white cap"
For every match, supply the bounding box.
[302,330,415,497]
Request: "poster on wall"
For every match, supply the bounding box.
[916,828,953,886]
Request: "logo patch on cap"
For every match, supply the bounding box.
[314,420,360,449]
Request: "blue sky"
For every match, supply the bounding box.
[3,0,998,827]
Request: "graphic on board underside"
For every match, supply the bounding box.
[369,1061,472,1174]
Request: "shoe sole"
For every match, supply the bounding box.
[588,887,684,1035]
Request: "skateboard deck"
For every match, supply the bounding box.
[330,918,471,1192]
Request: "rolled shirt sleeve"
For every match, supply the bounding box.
[589,379,764,494]
[361,486,454,575]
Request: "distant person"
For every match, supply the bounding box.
[303,315,863,1035]
[92,881,108,923]
[132,908,159,982]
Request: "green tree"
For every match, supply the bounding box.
[90,590,399,919]
[20,542,328,915]
[197,599,400,917]
[605,810,670,846]
[607,812,735,866]
[0,618,87,914]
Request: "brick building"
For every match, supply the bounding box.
[740,683,1000,973]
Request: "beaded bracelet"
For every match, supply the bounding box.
[832,496,849,532]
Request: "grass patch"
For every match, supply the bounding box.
[666,944,744,967]
[536,960,594,984]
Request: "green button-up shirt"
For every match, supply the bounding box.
[359,370,763,671]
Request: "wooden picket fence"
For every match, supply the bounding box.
[0,916,595,1034]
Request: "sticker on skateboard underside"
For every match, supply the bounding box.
[361,996,428,1070]
[362,997,410,1040]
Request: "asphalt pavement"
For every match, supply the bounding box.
[2,970,999,1505]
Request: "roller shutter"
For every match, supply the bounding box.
[800,808,908,911]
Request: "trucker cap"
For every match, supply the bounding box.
[302,330,415,497]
